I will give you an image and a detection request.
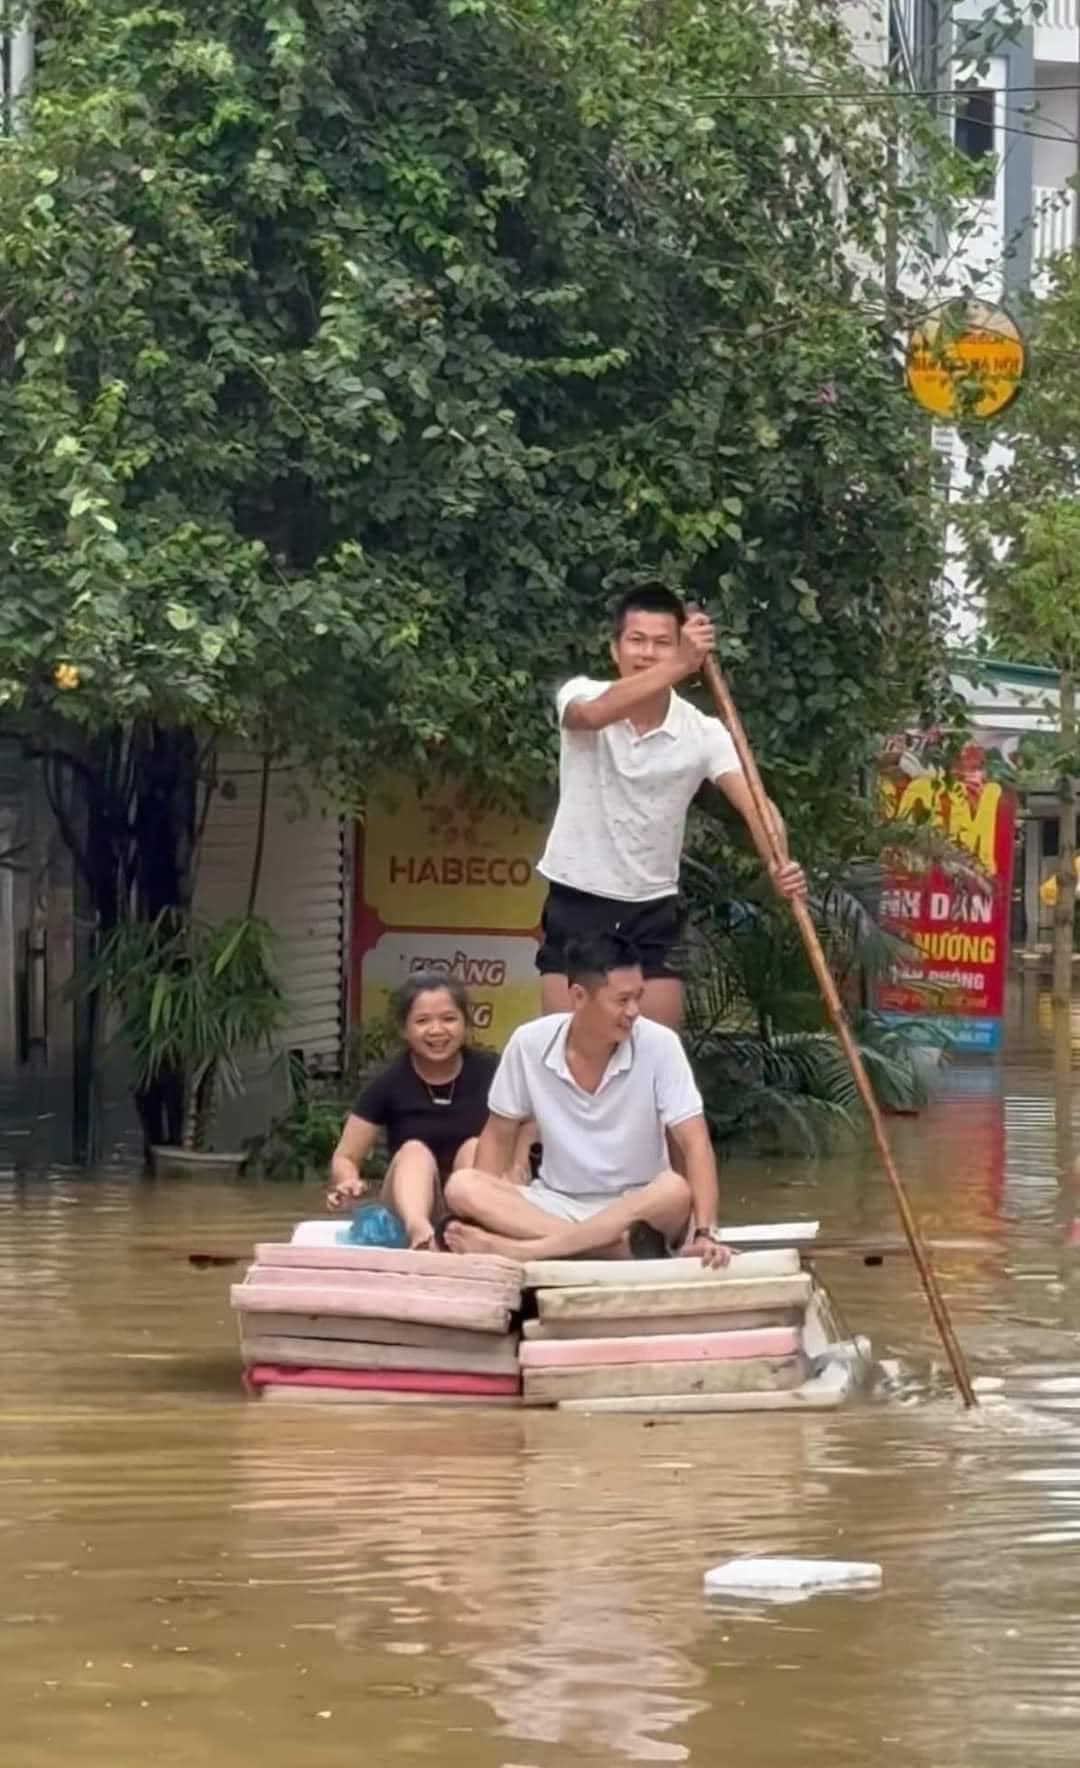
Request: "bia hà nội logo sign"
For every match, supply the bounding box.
[906,301,1025,424]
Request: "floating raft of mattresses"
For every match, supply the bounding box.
[230,1221,871,1411]
[231,1243,524,1406]
[518,1240,868,1412]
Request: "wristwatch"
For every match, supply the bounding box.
[693,1226,726,1245]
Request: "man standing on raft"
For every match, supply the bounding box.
[535,588,806,1026]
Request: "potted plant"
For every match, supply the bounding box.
[81,909,285,1176]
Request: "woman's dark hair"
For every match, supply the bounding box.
[389,969,472,1033]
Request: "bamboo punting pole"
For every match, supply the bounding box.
[699,650,977,1409]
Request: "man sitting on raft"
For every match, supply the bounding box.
[443,933,731,1268]
[327,971,534,1250]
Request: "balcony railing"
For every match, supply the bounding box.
[1037,0,1079,28]
[1034,0,1080,54]
[1034,185,1078,271]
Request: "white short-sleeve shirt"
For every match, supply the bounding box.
[536,678,741,902]
[488,1012,705,1197]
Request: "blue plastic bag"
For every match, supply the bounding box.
[336,1203,409,1249]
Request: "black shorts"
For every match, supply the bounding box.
[536,882,686,981]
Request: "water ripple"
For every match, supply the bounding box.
[3,1099,1080,1765]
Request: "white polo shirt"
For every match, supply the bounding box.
[536,678,742,902]
[488,1013,704,1197]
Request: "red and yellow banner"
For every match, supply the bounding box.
[875,739,1017,1052]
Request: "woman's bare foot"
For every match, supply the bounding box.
[404,1218,437,1251]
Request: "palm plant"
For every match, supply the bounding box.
[681,831,962,1154]
[78,911,285,1153]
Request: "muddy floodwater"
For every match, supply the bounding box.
[5,1034,1080,1763]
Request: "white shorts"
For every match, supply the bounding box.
[523,1179,648,1223]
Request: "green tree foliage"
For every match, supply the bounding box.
[961,261,1080,1004]
[1,0,959,841]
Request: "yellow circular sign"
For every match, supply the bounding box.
[906,301,1025,421]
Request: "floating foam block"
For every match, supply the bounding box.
[555,1358,857,1412]
[241,1312,515,1352]
[522,1308,803,1340]
[231,1280,511,1334]
[519,1326,799,1369]
[240,1332,520,1376]
[703,1558,882,1599]
[244,1265,520,1312]
[521,1354,805,1405]
[245,1365,520,1397]
[257,1386,520,1407]
[291,1220,350,1247]
[522,1249,800,1288]
[719,1222,819,1247]
[257,1242,522,1290]
[537,1274,812,1323]
[286,1219,819,1253]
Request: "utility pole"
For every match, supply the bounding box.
[1,9,33,137]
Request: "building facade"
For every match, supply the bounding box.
[951,660,1063,955]
[884,0,1077,301]
[0,738,348,1170]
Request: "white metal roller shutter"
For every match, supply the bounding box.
[193,753,345,1070]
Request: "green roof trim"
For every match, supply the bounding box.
[952,654,1058,690]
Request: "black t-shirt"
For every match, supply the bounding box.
[353,1047,500,1176]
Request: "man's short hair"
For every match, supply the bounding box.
[612,586,687,637]
[565,932,644,990]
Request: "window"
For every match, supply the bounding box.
[1041,817,1079,858]
[954,88,997,199]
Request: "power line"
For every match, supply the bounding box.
[671,81,1080,147]
[689,82,1080,104]
[940,111,1080,147]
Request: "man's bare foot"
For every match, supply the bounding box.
[444,1221,543,1261]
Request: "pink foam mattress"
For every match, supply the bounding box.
[245,1365,521,1397]
[520,1325,800,1369]
[231,1280,510,1334]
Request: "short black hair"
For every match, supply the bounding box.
[612,586,687,637]
[565,932,643,990]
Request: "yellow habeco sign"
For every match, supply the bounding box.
[905,301,1025,421]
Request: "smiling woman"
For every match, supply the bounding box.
[326,971,533,1249]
